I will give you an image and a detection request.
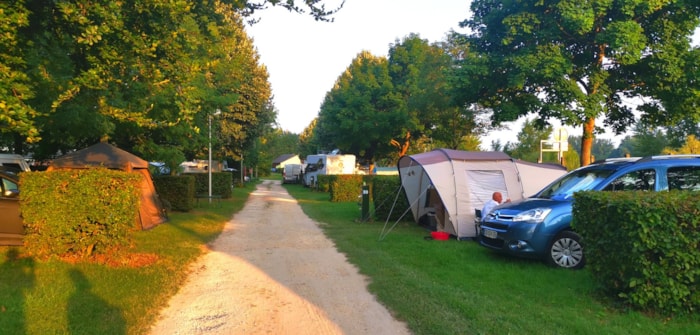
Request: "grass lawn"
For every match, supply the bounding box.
[0,182,255,335]
[284,183,700,335]
[2,178,697,334]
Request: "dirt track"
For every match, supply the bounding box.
[148,179,410,335]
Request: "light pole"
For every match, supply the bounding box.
[208,109,222,203]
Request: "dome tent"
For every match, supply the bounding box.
[48,142,167,230]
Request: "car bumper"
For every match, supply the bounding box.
[478,221,552,258]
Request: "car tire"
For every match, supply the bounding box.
[546,231,585,269]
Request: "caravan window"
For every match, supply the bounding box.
[466,170,508,206]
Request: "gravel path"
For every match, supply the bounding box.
[148,179,410,335]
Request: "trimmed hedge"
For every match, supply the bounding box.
[372,175,410,222]
[20,169,142,259]
[328,175,364,202]
[184,172,233,199]
[307,174,410,222]
[153,175,195,212]
[573,191,700,316]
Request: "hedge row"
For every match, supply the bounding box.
[310,174,410,222]
[573,191,700,316]
[20,169,142,259]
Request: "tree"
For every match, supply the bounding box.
[388,34,487,151]
[3,0,338,159]
[460,0,700,166]
[611,122,668,157]
[663,135,700,154]
[568,136,615,161]
[505,118,553,163]
[0,2,37,152]
[315,51,406,164]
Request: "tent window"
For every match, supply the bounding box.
[466,170,507,207]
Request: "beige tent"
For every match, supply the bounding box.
[398,149,566,238]
[48,142,167,230]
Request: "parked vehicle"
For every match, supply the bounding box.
[302,153,357,187]
[0,171,22,245]
[282,163,302,184]
[0,154,30,173]
[479,155,700,269]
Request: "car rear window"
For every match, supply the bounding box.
[667,166,700,191]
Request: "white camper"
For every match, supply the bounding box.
[302,154,357,187]
[0,154,30,173]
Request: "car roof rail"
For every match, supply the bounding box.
[637,154,700,162]
[591,157,640,164]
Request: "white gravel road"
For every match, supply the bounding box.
[148,179,410,335]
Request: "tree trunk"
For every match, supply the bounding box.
[581,117,595,166]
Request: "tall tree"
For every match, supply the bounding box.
[315,51,405,164]
[460,0,700,166]
[568,136,615,161]
[388,34,493,151]
[0,1,37,152]
[3,0,337,159]
[505,118,553,163]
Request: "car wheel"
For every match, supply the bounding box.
[547,231,584,269]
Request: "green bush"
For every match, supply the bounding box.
[329,175,364,202]
[372,175,410,222]
[573,191,700,315]
[184,172,233,198]
[316,174,332,192]
[20,169,142,259]
[153,175,195,212]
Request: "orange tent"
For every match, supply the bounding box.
[48,142,167,230]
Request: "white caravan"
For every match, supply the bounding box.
[302,154,357,187]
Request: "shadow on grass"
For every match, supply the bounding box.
[68,269,126,334]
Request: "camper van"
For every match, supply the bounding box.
[302,154,357,187]
[282,163,302,184]
[0,154,30,173]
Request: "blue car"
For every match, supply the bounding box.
[479,155,700,269]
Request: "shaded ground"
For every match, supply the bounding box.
[148,180,410,335]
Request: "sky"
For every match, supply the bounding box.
[245,0,471,131]
[246,1,700,150]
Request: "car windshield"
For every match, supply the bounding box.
[536,168,613,200]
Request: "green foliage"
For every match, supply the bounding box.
[569,135,615,161]
[328,175,364,202]
[20,169,141,259]
[185,172,233,199]
[573,191,700,315]
[505,118,553,162]
[371,175,410,222]
[315,51,406,162]
[153,175,196,212]
[315,174,332,193]
[460,0,700,165]
[11,1,273,166]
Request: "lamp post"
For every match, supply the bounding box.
[208,109,222,203]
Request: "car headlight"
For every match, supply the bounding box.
[512,208,552,223]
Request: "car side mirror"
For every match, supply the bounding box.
[4,189,19,198]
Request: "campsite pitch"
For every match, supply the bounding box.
[148,180,409,335]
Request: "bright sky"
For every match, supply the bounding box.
[247,2,700,150]
[246,0,471,133]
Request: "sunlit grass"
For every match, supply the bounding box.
[284,183,700,335]
[0,183,254,335]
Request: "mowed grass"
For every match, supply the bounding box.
[284,183,700,335]
[0,183,254,335]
